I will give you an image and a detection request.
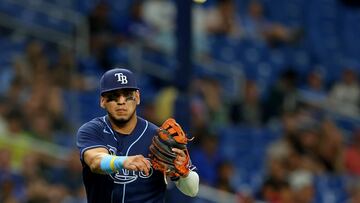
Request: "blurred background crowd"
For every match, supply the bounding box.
[0,0,359,202]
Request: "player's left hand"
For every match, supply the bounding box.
[172,148,189,177]
[149,118,192,178]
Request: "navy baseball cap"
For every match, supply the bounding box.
[100,68,139,95]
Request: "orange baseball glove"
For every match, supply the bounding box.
[149,118,193,178]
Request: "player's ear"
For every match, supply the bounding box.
[100,96,106,108]
[135,90,140,105]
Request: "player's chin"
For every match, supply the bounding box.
[112,110,127,117]
[114,112,127,117]
[114,114,130,121]
[112,109,135,123]
[112,117,131,125]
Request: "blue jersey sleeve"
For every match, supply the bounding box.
[76,120,107,161]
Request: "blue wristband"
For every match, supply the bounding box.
[100,155,126,173]
[113,156,126,170]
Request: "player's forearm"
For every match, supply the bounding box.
[175,171,199,197]
[99,154,126,174]
[86,153,107,173]
[86,152,150,175]
[87,153,125,174]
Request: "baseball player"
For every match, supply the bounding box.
[76,68,199,203]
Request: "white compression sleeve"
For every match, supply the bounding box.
[175,171,199,197]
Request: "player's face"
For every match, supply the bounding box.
[101,89,140,124]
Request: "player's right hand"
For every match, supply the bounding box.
[123,155,151,176]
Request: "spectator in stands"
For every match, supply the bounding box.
[294,125,320,157]
[3,109,26,136]
[298,69,328,108]
[205,0,243,38]
[0,179,18,203]
[241,0,265,41]
[23,61,70,141]
[88,1,114,68]
[230,80,263,126]
[0,97,8,134]
[141,0,176,53]
[190,98,209,136]
[290,126,325,174]
[11,57,31,88]
[0,109,33,171]
[20,153,44,185]
[0,148,26,203]
[4,77,28,110]
[0,60,19,97]
[344,129,360,176]
[189,78,211,133]
[264,69,299,122]
[28,112,54,141]
[26,179,68,203]
[154,86,179,125]
[139,100,158,125]
[267,145,290,180]
[127,0,156,48]
[190,132,221,186]
[317,119,345,173]
[196,77,229,128]
[266,111,298,170]
[266,108,326,178]
[58,150,86,201]
[259,177,291,203]
[88,1,112,41]
[328,67,360,118]
[22,40,46,71]
[52,51,90,91]
[288,170,315,203]
[241,0,302,47]
[192,2,211,58]
[21,153,71,203]
[346,180,360,203]
[214,161,236,193]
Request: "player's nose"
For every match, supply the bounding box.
[115,95,127,104]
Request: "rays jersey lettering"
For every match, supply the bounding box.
[114,73,128,84]
[111,165,153,184]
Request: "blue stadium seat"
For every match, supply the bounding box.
[217,127,280,191]
[0,1,24,16]
[208,36,239,63]
[74,0,98,14]
[264,0,306,26]
[34,12,73,33]
[77,57,102,76]
[136,74,157,103]
[108,46,130,66]
[314,175,349,203]
[62,90,104,127]
[142,50,177,73]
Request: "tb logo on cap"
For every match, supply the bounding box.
[114,73,128,84]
